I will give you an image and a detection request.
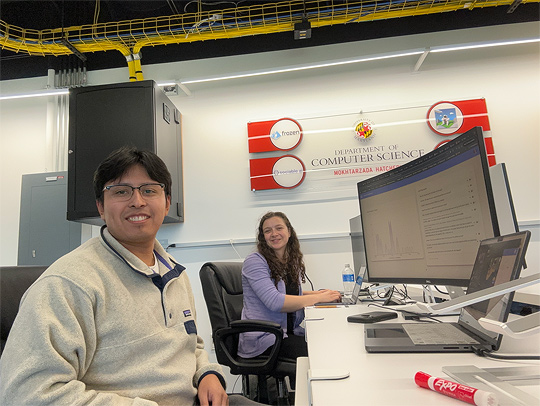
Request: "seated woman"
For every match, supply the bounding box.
[238,211,341,363]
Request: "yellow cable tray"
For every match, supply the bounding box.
[1,0,528,57]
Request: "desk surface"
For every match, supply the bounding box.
[297,303,540,406]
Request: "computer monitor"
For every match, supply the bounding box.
[489,162,525,270]
[489,163,520,236]
[356,126,499,287]
[349,215,368,282]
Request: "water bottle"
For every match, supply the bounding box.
[342,264,355,297]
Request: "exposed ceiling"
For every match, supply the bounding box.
[1,0,538,81]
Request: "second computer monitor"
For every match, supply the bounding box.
[357,126,499,287]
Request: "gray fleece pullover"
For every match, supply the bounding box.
[0,227,224,405]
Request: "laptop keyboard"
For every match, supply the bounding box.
[403,323,480,345]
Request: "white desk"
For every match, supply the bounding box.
[296,304,540,406]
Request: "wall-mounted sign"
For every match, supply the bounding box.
[354,119,376,141]
[248,118,303,153]
[248,98,495,193]
[427,99,490,136]
[249,155,306,191]
[427,98,494,165]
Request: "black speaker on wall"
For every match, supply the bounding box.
[67,80,184,225]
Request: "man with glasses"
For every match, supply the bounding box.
[0,147,238,405]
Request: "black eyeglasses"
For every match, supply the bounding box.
[103,183,165,202]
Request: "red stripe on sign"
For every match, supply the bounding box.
[249,155,305,191]
[453,99,491,132]
[484,137,496,166]
[249,156,281,190]
[484,137,495,155]
[247,120,278,153]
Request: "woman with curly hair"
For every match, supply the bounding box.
[238,211,341,361]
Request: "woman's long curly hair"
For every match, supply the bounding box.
[256,211,306,286]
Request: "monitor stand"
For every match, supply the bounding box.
[445,286,467,299]
[421,286,466,314]
[443,286,467,314]
[424,285,466,302]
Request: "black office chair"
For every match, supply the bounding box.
[1,266,48,355]
[199,262,296,405]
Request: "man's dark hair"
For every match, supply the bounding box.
[93,146,172,203]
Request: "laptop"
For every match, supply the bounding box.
[315,267,366,306]
[364,231,530,353]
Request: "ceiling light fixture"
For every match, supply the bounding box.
[176,37,537,88]
[156,82,177,87]
[181,50,425,85]
[0,88,70,101]
[3,37,537,100]
[430,37,539,53]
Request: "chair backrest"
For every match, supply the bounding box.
[200,261,296,384]
[1,266,48,353]
[199,261,246,365]
[199,262,244,335]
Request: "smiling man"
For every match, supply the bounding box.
[0,147,231,405]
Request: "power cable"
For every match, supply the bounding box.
[474,347,540,361]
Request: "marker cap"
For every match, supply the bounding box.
[474,389,499,406]
[414,371,431,389]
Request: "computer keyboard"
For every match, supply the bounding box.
[403,323,480,345]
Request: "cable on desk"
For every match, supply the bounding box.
[366,285,378,301]
[366,285,411,305]
[433,285,450,296]
[366,302,442,323]
[394,284,411,301]
[473,347,540,361]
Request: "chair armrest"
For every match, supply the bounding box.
[229,319,281,330]
[214,319,284,375]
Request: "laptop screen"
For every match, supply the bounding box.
[352,267,368,300]
[350,271,364,301]
[458,231,530,344]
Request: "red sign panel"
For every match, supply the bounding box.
[249,155,306,191]
[248,118,303,153]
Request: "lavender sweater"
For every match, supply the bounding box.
[238,252,305,358]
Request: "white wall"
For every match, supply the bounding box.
[1,21,539,389]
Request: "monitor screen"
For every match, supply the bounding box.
[357,127,499,287]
